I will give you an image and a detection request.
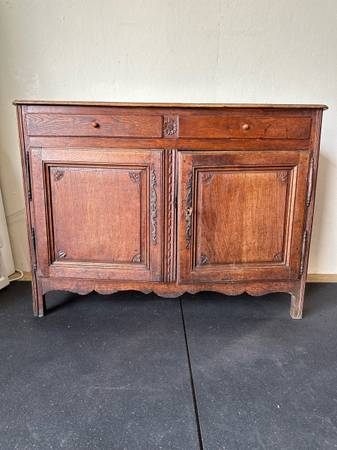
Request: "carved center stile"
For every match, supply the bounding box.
[166,149,175,282]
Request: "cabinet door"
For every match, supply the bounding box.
[30,147,163,281]
[177,150,309,283]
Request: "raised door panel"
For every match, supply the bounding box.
[30,148,163,281]
[177,150,309,283]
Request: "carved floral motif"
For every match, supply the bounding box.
[273,252,283,262]
[277,171,288,183]
[185,172,193,248]
[200,254,208,265]
[53,170,64,181]
[202,173,213,185]
[150,167,158,244]
[132,254,141,263]
[129,171,141,184]
[163,116,178,137]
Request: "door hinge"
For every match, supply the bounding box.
[31,227,37,273]
[300,230,308,275]
[306,157,314,207]
[25,151,32,201]
[31,227,36,251]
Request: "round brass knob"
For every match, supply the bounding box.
[242,123,250,131]
[91,121,100,128]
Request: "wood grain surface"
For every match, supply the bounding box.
[16,102,325,318]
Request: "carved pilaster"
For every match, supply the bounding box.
[164,149,176,282]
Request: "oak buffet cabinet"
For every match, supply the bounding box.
[15,101,326,318]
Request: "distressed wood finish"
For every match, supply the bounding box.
[26,113,163,138]
[15,101,326,318]
[30,147,163,282]
[179,115,312,139]
[177,150,309,283]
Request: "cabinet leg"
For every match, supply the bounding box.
[32,278,46,318]
[290,282,305,319]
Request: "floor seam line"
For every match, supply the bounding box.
[180,298,204,450]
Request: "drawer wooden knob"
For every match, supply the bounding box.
[91,120,100,128]
[242,123,250,131]
[57,250,67,258]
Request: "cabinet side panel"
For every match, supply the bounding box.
[300,109,324,279]
[16,106,41,315]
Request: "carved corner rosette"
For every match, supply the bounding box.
[163,115,178,138]
[200,254,208,265]
[201,172,213,185]
[277,170,288,183]
[57,250,66,259]
[129,171,141,185]
[132,254,141,263]
[53,169,64,181]
[185,172,193,249]
[273,251,283,262]
[150,167,158,244]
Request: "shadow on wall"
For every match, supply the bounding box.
[0,133,30,273]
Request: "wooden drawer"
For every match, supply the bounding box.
[26,113,163,137]
[179,115,312,139]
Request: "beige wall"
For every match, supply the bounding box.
[0,0,336,273]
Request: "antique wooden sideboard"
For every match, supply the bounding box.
[15,101,327,318]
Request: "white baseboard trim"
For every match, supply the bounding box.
[0,276,10,289]
[307,274,337,282]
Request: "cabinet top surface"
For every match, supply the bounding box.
[13,100,328,109]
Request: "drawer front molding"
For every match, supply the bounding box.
[26,113,163,138]
[179,115,312,140]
